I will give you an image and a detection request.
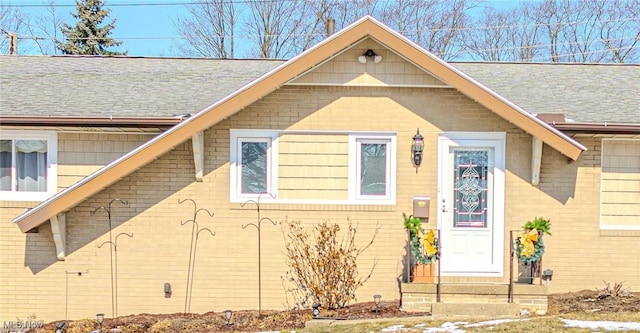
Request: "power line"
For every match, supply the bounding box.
[1,0,286,7]
[16,31,637,45]
[465,35,640,54]
[5,13,637,40]
[3,1,638,60]
[11,31,638,57]
[521,45,639,62]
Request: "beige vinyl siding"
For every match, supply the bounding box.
[290,38,449,87]
[278,133,349,200]
[601,139,640,228]
[57,132,153,190]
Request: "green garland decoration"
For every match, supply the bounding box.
[411,236,439,265]
[515,236,545,264]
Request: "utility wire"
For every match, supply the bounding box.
[521,45,640,62]
[14,32,638,46]
[0,0,289,7]
[9,31,637,60]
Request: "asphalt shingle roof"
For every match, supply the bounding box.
[1,56,638,124]
[0,55,285,118]
[454,62,640,124]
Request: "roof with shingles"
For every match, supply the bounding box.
[0,55,285,118]
[454,62,640,124]
[12,16,589,232]
[1,56,638,124]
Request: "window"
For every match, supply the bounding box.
[241,140,269,194]
[230,130,278,202]
[350,135,396,203]
[600,139,640,230]
[0,130,57,201]
[230,130,395,204]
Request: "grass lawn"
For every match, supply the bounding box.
[301,312,640,333]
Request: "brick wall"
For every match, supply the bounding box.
[1,86,638,322]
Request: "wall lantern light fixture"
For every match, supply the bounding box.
[358,49,382,64]
[412,129,424,167]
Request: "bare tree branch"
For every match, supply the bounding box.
[597,0,640,63]
[175,0,237,58]
[24,0,64,55]
[0,2,27,54]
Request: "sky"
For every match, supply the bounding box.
[3,0,527,57]
[4,0,193,56]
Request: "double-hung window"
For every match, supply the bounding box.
[0,130,57,201]
[350,134,396,203]
[230,130,278,202]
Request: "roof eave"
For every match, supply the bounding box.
[551,122,640,134]
[0,115,184,127]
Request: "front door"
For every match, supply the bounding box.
[438,133,505,276]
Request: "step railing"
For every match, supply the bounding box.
[405,229,538,305]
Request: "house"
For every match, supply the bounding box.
[1,17,638,322]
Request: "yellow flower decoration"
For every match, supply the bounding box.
[517,229,539,258]
[418,229,438,257]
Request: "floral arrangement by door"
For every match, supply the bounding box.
[515,217,551,282]
[404,214,439,282]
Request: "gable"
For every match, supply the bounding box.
[290,38,449,87]
[12,16,586,233]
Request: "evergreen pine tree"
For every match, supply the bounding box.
[57,0,126,55]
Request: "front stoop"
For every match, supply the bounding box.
[401,283,548,319]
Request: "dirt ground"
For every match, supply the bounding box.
[35,290,639,333]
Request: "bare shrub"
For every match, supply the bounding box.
[597,281,631,299]
[282,219,378,310]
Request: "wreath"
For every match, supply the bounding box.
[515,228,545,264]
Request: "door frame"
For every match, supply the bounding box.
[437,132,506,277]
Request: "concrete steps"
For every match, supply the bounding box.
[430,302,523,319]
[401,282,548,318]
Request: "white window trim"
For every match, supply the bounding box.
[230,130,279,203]
[599,138,640,231]
[0,130,58,202]
[230,130,396,205]
[348,134,397,204]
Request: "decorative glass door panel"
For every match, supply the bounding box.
[453,149,491,228]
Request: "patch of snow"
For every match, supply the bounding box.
[561,318,640,331]
[381,318,640,333]
[381,324,407,332]
[465,318,527,328]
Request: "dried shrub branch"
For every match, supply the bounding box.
[597,281,631,299]
[281,218,378,310]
